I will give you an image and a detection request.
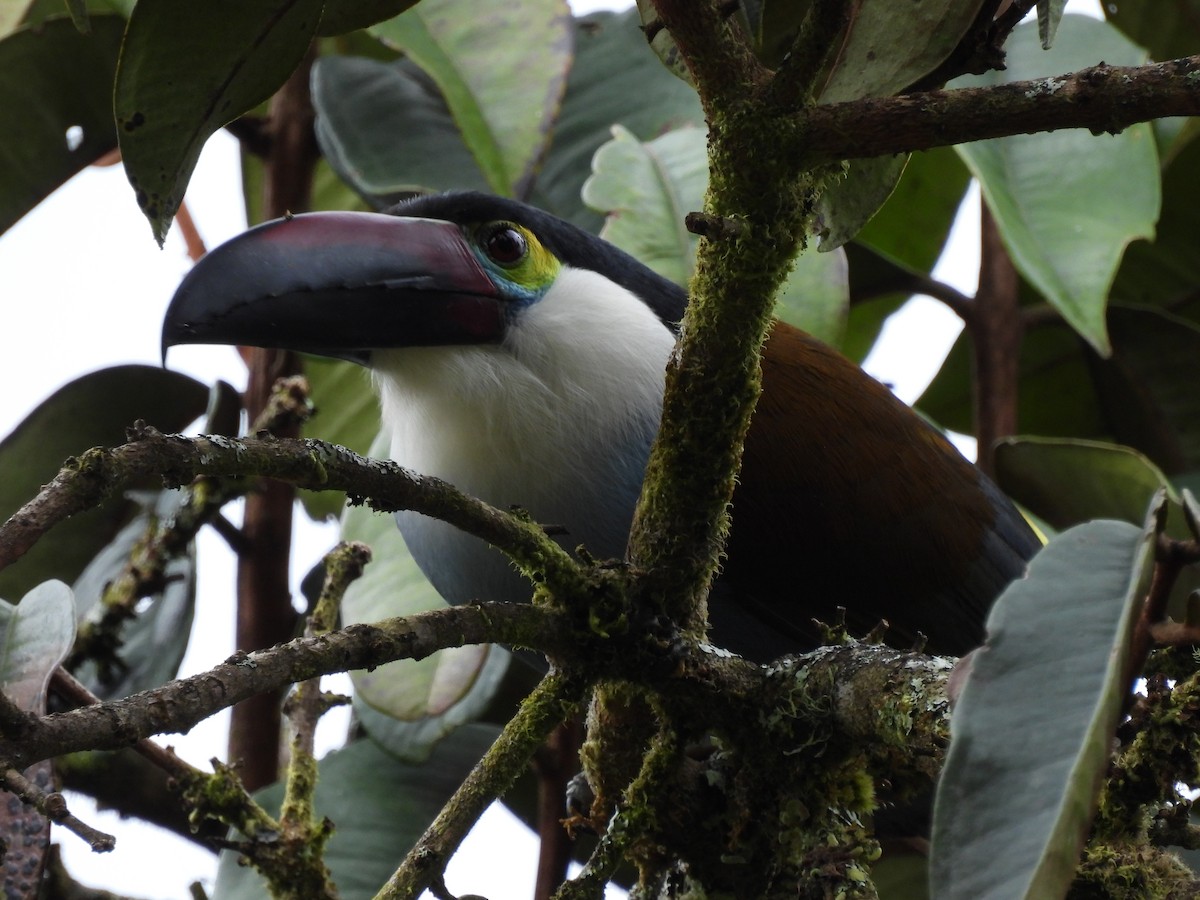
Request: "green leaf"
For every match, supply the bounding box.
[0,581,75,711]
[931,516,1153,899]
[299,357,380,519]
[0,15,123,235]
[64,0,88,31]
[919,305,1200,474]
[529,10,704,229]
[818,0,987,102]
[71,490,196,700]
[952,16,1160,355]
[872,853,929,900]
[776,245,849,346]
[114,0,323,242]
[213,727,499,900]
[1037,0,1066,48]
[582,124,708,287]
[313,12,702,226]
[742,0,810,70]
[370,0,572,198]
[318,0,418,37]
[312,55,490,204]
[857,146,971,275]
[0,366,208,604]
[582,124,848,342]
[0,581,72,899]
[632,0,693,86]
[339,440,513,737]
[1103,0,1200,63]
[993,437,1174,531]
[815,154,907,251]
[839,147,971,361]
[1111,130,1200,319]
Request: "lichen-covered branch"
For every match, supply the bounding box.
[0,427,585,601]
[374,670,589,900]
[0,602,566,769]
[801,55,1200,164]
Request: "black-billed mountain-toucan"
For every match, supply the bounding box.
[162,191,1040,661]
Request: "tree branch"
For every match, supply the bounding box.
[0,603,566,770]
[0,428,583,601]
[375,671,589,900]
[801,55,1200,164]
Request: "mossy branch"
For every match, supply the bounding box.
[0,602,567,770]
[374,670,589,900]
[629,0,821,633]
[800,55,1200,164]
[0,426,586,602]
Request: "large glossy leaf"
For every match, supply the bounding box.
[71,490,196,700]
[312,55,490,204]
[856,147,971,276]
[1111,129,1200,318]
[530,10,704,230]
[0,581,75,709]
[952,16,1159,355]
[370,0,571,199]
[1086,306,1200,472]
[931,516,1153,899]
[776,245,850,347]
[993,437,1200,619]
[1103,0,1200,62]
[313,11,702,227]
[994,437,1175,531]
[0,581,74,900]
[809,0,982,254]
[318,0,418,37]
[582,124,848,343]
[0,366,208,603]
[919,306,1200,474]
[115,0,323,242]
[841,147,971,362]
[338,439,513,742]
[213,726,499,900]
[817,0,986,103]
[582,124,708,287]
[814,154,907,252]
[0,15,123,235]
[807,0,981,259]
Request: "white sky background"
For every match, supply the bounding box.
[0,1,1101,896]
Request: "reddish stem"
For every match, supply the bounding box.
[969,203,1023,474]
[228,44,319,792]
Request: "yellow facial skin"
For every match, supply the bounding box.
[470,221,561,304]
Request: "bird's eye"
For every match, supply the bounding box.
[481,224,528,267]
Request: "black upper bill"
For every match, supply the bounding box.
[162,211,504,365]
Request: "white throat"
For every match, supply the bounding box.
[371,266,676,605]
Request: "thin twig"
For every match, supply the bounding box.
[374,671,589,900]
[0,603,567,770]
[0,429,583,602]
[3,764,115,852]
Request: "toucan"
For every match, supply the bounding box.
[162,191,1040,662]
